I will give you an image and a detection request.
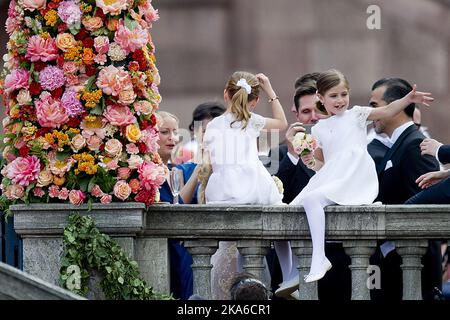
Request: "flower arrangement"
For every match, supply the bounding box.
[272,175,284,195]
[291,132,318,168]
[0,0,165,213]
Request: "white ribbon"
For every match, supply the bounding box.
[236,78,252,94]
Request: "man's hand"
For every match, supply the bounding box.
[286,122,306,158]
[416,170,450,189]
[420,138,443,157]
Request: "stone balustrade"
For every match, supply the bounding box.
[10,203,450,300]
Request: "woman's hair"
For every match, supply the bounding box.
[188,101,226,131]
[156,111,179,125]
[225,71,260,129]
[315,69,350,114]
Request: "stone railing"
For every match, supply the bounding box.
[0,261,84,300]
[11,203,450,300]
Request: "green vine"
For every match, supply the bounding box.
[59,214,172,300]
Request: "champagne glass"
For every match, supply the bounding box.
[169,167,183,204]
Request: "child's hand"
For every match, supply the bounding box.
[420,138,443,157]
[300,153,315,168]
[407,84,434,107]
[256,73,275,96]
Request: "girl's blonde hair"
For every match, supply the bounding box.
[225,71,260,129]
[315,69,350,114]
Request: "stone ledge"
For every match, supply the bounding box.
[11,203,146,235]
[0,262,85,300]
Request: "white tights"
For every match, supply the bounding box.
[301,192,334,274]
[274,241,296,282]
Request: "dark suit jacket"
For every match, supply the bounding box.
[372,124,440,204]
[438,145,450,164]
[367,139,389,170]
[268,144,315,204]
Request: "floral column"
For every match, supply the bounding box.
[1,0,166,212]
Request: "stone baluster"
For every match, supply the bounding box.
[396,240,428,300]
[184,239,218,299]
[291,240,318,300]
[343,240,376,300]
[237,240,271,288]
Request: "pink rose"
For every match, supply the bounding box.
[96,65,133,96]
[6,156,41,186]
[103,105,136,127]
[91,184,104,198]
[113,180,131,201]
[58,187,70,200]
[5,185,25,200]
[104,139,123,158]
[127,155,143,169]
[69,190,86,205]
[4,69,29,95]
[126,143,139,155]
[87,135,103,151]
[26,35,58,62]
[23,0,47,11]
[96,0,128,16]
[48,185,60,198]
[63,61,78,75]
[35,92,69,128]
[114,20,149,54]
[105,158,119,170]
[94,36,110,54]
[129,178,140,193]
[138,161,166,191]
[100,194,112,204]
[33,187,45,198]
[117,167,131,180]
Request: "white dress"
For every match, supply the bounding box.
[290,106,378,205]
[204,112,284,205]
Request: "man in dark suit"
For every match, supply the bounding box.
[405,138,450,204]
[367,78,441,300]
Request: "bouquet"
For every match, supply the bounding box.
[0,0,165,212]
[272,175,284,195]
[291,132,318,168]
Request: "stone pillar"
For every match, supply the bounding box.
[291,240,318,300]
[396,240,428,300]
[135,238,169,294]
[184,239,218,299]
[237,240,271,288]
[343,240,376,300]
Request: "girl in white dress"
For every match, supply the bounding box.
[204,71,299,297]
[278,69,434,295]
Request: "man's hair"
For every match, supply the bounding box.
[294,72,321,89]
[229,272,271,300]
[371,78,415,118]
[293,82,317,112]
[293,72,320,112]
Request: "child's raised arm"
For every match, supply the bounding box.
[256,73,288,131]
[368,84,434,121]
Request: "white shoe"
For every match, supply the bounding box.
[289,290,300,300]
[274,275,299,298]
[304,258,332,283]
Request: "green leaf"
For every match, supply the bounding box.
[90,104,103,116]
[79,177,90,192]
[118,277,124,285]
[85,76,97,91]
[124,15,138,30]
[56,152,71,161]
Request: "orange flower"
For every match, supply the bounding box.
[82,48,95,65]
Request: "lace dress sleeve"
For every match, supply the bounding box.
[311,124,322,148]
[352,105,372,128]
[249,113,266,137]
